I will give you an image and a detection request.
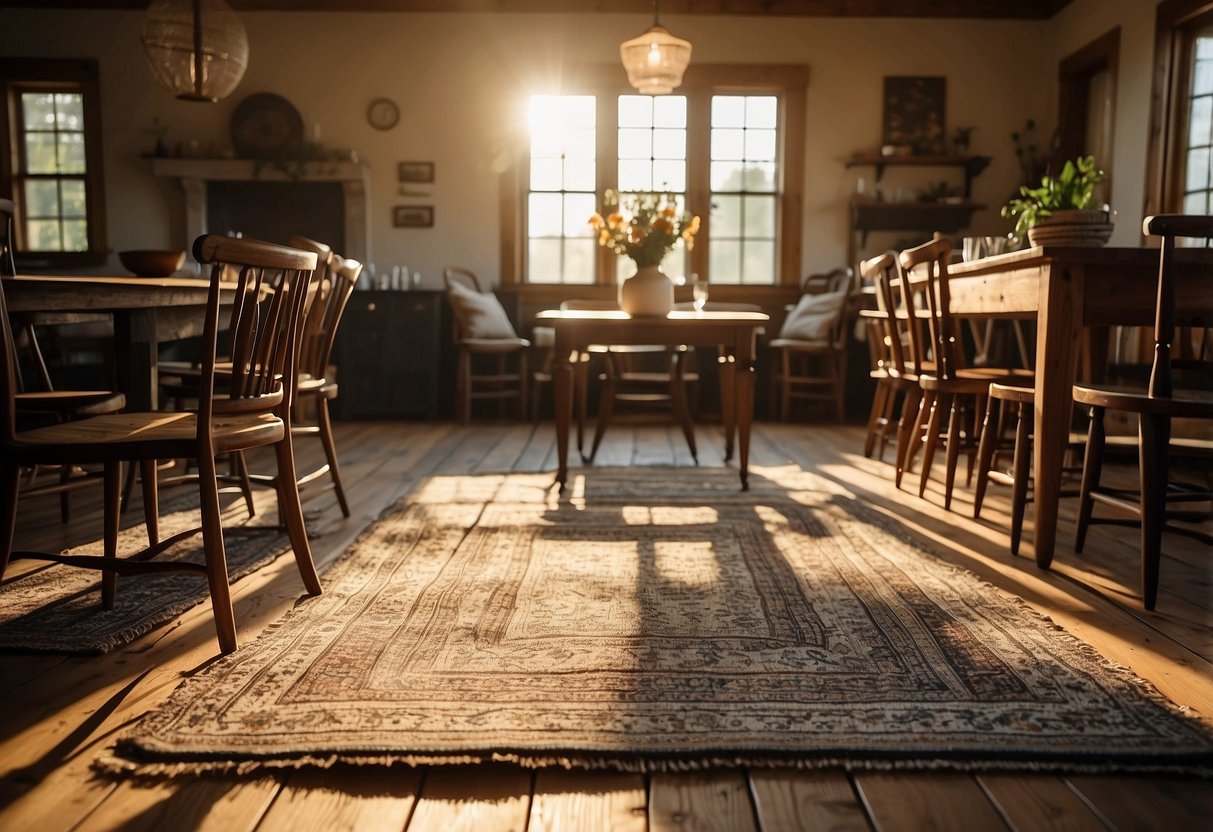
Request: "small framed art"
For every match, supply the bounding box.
[882,76,946,155]
[397,161,435,184]
[393,205,434,228]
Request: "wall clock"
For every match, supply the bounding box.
[367,97,400,131]
[230,93,304,160]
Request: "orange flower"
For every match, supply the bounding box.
[606,213,624,228]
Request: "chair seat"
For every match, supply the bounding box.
[919,369,1034,394]
[769,337,832,351]
[460,337,529,352]
[15,410,284,459]
[1073,383,1213,417]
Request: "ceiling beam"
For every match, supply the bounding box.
[0,0,1073,20]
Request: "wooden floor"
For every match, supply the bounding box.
[1,418,1210,831]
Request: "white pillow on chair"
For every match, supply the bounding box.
[778,289,848,341]
[447,280,518,339]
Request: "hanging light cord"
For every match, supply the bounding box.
[191,0,204,99]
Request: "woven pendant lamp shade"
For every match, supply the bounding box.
[141,0,249,103]
[619,23,691,96]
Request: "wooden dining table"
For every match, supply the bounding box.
[535,308,769,491]
[945,244,1213,568]
[3,274,237,411]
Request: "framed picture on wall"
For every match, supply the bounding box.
[882,76,946,155]
[397,161,435,184]
[393,205,434,228]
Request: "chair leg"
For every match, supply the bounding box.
[780,349,792,421]
[1008,400,1032,556]
[1075,405,1106,554]
[456,349,471,424]
[1139,413,1170,611]
[1,463,20,580]
[274,433,323,597]
[941,393,963,510]
[863,380,890,459]
[140,459,160,547]
[100,461,121,611]
[894,387,922,489]
[670,352,698,463]
[917,391,943,498]
[834,351,847,423]
[197,451,238,654]
[231,451,255,519]
[587,374,617,464]
[575,353,590,454]
[316,398,350,518]
[973,394,999,519]
[517,350,529,422]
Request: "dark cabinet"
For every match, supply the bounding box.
[333,290,447,419]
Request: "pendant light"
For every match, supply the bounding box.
[141,0,249,103]
[619,0,692,96]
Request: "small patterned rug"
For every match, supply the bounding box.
[105,467,1213,774]
[0,494,291,654]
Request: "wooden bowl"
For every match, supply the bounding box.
[119,249,187,277]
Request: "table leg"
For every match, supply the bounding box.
[1032,262,1084,568]
[736,355,756,491]
[554,349,573,490]
[112,309,159,411]
[719,352,736,462]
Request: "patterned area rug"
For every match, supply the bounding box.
[0,494,290,654]
[106,467,1213,774]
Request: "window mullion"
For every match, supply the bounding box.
[686,88,711,282]
[596,91,618,285]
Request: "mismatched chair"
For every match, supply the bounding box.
[1071,214,1213,610]
[857,252,904,462]
[769,267,852,422]
[442,267,529,423]
[1,234,324,654]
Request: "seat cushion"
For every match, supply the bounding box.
[446,281,518,339]
[779,288,847,341]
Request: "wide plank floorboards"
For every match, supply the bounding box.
[1,420,1210,831]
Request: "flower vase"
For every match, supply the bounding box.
[618,264,674,317]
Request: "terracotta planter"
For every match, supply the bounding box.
[1027,209,1114,247]
[618,264,674,317]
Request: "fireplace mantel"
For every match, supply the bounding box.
[151,158,372,262]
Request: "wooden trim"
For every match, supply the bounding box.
[1055,27,1119,173]
[1144,0,1213,219]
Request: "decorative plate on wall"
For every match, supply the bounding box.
[230,92,304,159]
[367,97,400,131]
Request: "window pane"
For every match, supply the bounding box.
[562,127,596,159]
[653,96,686,128]
[530,158,563,191]
[711,195,742,237]
[709,240,741,284]
[745,129,777,161]
[744,195,776,237]
[1186,146,1210,192]
[711,161,745,192]
[562,239,596,284]
[562,192,596,237]
[531,130,563,158]
[618,96,652,128]
[62,219,88,251]
[1189,95,1211,147]
[527,239,564,283]
[1183,191,1208,213]
[24,179,60,216]
[27,219,63,251]
[618,159,652,191]
[61,179,87,218]
[711,129,745,160]
[55,93,84,129]
[58,132,86,173]
[741,240,776,284]
[652,128,686,159]
[1197,35,1213,60]
[745,96,778,128]
[652,160,685,192]
[25,133,58,174]
[563,157,595,192]
[1196,59,1213,96]
[618,128,652,159]
[743,163,778,192]
[20,92,55,131]
[712,96,746,128]
[528,193,564,236]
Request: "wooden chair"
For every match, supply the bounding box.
[2,197,128,522]
[1071,214,1213,610]
[897,235,1033,509]
[1,234,323,654]
[442,267,529,423]
[769,267,852,422]
[857,253,904,462]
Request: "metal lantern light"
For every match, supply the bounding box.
[619,1,691,96]
[141,0,249,103]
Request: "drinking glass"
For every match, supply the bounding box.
[692,276,709,312]
[962,237,986,262]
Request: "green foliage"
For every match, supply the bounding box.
[1001,155,1106,239]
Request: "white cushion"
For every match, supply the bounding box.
[447,280,518,339]
[778,288,848,341]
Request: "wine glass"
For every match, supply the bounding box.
[692,275,709,312]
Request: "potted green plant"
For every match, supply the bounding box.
[1001,154,1111,246]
